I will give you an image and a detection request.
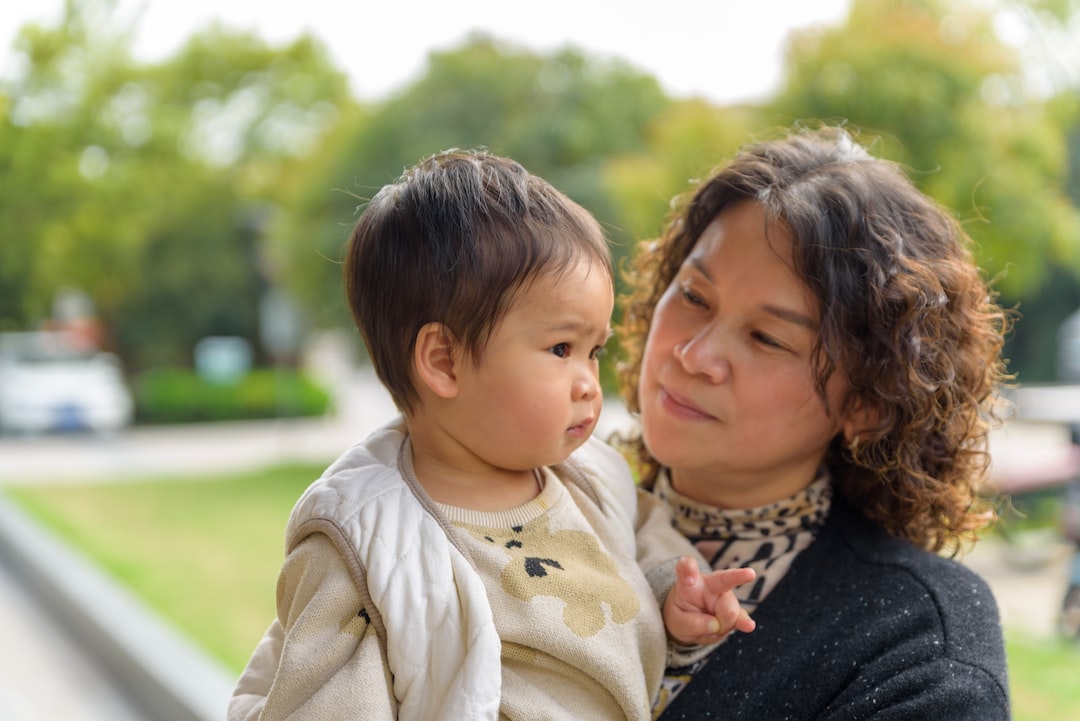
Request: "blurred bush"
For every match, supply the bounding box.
[133,368,331,424]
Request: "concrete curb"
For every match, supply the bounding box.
[0,493,236,721]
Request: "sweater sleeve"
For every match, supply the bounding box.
[228,618,283,721]
[226,533,397,721]
[635,487,707,592]
[632,487,722,668]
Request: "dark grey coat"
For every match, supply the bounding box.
[658,498,1011,720]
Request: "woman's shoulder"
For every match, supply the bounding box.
[777,495,1006,673]
[786,496,1001,627]
[658,496,1010,721]
[823,497,995,596]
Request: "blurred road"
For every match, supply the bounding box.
[0,370,1077,720]
[0,369,397,486]
[0,367,636,486]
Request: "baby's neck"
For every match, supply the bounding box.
[412,458,543,511]
[403,411,551,510]
[404,433,542,511]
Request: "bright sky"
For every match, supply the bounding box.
[0,0,853,105]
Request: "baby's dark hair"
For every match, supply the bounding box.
[345,149,612,414]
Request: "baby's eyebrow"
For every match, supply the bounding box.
[547,319,609,335]
[542,322,613,347]
[548,320,588,333]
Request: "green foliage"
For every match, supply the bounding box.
[3,0,1080,386]
[0,0,353,366]
[112,182,261,370]
[1017,0,1079,21]
[992,484,1067,541]
[602,100,763,249]
[771,0,1074,287]
[271,35,672,328]
[1001,264,1080,380]
[134,368,331,424]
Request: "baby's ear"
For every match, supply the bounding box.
[413,322,459,399]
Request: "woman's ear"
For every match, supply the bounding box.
[842,394,882,446]
[413,322,459,399]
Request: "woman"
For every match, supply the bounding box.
[617,126,1012,719]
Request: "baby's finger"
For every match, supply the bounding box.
[701,566,756,596]
[675,555,703,587]
[682,613,724,641]
[733,609,756,634]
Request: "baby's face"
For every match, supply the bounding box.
[449,255,614,472]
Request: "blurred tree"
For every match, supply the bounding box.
[602,99,762,253]
[770,0,1078,294]
[0,0,353,371]
[269,35,671,330]
[994,0,1080,380]
[0,1,110,329]
[766,0,1080,381]
[997,0,1080,95]
[7,0,1077,385]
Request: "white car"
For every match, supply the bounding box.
[0,331,134,435]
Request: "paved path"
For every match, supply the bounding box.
[0,371,396,485]
[0,557,145,721]
[0,369,638,486]
[964,534,1073,639]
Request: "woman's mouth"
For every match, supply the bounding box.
[659,387,716,421]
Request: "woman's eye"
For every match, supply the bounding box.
[550,343,570,358]
[753,331,786,351]
[680,284,706,307]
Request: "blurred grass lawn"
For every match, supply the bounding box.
[6,466,1080,720]
[4,464,321,671]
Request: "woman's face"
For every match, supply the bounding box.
[639,201,857,509]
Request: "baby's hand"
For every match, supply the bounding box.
[663,556,756,646]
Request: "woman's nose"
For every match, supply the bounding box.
[673,330,731,383]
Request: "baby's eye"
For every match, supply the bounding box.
[549,343,570,358]
[589,345,607,360]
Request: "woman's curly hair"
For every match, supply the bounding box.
[616,126,1012,554]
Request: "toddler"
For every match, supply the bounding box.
[228,150,754,721]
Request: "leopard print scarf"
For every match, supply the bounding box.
[651,470,832,716]
[653,468,832,613]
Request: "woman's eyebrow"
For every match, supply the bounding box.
[689,255,817,330]
[689,256,713,281]
[763,304,817,330]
